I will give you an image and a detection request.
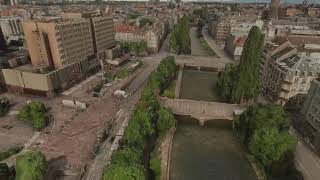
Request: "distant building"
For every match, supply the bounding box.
[260,41,319,105]
[270,0,280,20]
[208,16,230,45]
[114,20,166,53]
[208,15,263,46]
[0,16,23,39]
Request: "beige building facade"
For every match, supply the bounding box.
[22,20,94,70]
[260,41,319,105]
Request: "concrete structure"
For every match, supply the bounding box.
[260,41,319,105]
[0,16,23,39]
[159,97,246,125]
[270,0,280,19]
[22,20,94,70]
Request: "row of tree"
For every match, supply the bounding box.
[217,26,264,104]
[170,16,191,55]
[235,104,303,180]
[102,56,177,180]
[120,41,148,55]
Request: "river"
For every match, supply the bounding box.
[169,69,258,180]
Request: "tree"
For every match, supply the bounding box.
[0,97,9,117]
[157,107,176,133]
[249,128,296,170]
[217,64,237,101]
[15,151,47,180]
[102,163,145,180]
[170,16,191,54]
[17,101,47,131]
[235,104,290,145]
[0,163,10,180]
[231,26,264,103]
[217,26,264,103]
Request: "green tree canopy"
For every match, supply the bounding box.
[17,101,47,131]
[249,128,296,169]
[15,151,47,180]
[157,107,176,133]
[217,26,264,103]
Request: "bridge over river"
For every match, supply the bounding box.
[159,97,246,125]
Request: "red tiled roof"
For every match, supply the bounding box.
[234,36,246,47]
[114,22,136,33]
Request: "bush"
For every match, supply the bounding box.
[15,151,47,180]
[150,150,161,180]
[102,56,177,179]
[0,163,10,180]
[0,146,23,161]
[157,107,176,134]
[0,97,9,117]
[17,101,47,131]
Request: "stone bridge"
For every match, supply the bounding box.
[159,97,246,125]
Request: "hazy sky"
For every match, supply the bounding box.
[113,0,319,4]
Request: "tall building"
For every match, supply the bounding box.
[302,79,320,132]
[22,20,94,70]
[270,0,280,19]
[61,13,116,57]
[91,16,116,55]
[0,16,23,39]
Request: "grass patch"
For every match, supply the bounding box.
[200,37,216,56]
[0,146,23,161]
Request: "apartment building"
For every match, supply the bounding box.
[260,41,319,105]
[0,16,23,39]
[208,15,262,46]
[302,79,320,132]
[114,21,163,53]
[22,19,94,70]
[91,16,116,54]
[208,16,230,45]
[61,13,116,57]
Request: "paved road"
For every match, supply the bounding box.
[190,27,208,56]
[202,25,234,64]
[290,128,320,180]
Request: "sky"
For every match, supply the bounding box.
[113,0,319,4]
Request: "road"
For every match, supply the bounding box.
[190,27,208,56]
[202,25,233,64]
[290,128,320,180]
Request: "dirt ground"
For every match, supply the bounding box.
[0,63,147,179]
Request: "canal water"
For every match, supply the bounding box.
[170,69,258,180]
[179,69,223,102]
